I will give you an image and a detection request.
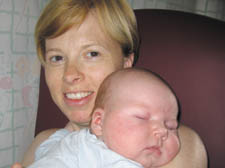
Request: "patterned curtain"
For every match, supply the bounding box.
[0,0,48,167]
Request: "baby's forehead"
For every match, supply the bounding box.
[101,69,179,115]
[110,70,165,90]
[108,69,177,102]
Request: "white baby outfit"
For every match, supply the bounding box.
[28,128,143,168]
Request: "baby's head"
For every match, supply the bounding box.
[91,68,180,168]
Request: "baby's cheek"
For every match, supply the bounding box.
[166,135,180,160]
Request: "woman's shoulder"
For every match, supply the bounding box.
[22,128,59,167]
[36,128,59,140]
[162,124,208,168]
[179,125,208,165]
[178,124,206,151]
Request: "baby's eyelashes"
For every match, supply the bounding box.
[133,112,150,120]
[135,115,148,120]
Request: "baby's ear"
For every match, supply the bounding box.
[91,108,104,137]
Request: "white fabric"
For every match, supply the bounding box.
[28,128,142,168]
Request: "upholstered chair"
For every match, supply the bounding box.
[35,9,225,168]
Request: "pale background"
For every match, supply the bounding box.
[0,0,224,167]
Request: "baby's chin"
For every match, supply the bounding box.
[151,138,180,167]
[151,151,179,167]
[143,161,168,168]
[140,154,176,168]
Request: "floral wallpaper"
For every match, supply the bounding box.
[0,0,48,167]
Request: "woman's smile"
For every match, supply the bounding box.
[64,91,94,106]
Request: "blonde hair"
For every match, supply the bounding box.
[35,0,140,65]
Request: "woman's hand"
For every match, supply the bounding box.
[11,163,23,168]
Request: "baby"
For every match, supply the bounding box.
[28,68,180,168]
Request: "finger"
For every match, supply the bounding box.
[11,163,23,168]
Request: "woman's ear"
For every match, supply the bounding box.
[123,53,134,68]
[91,108,104,137]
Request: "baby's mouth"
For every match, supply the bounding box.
[144,146,162,156]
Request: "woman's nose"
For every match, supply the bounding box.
[63,63,84,84]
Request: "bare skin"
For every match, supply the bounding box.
[163,126,208,168]
[19,124,207,168]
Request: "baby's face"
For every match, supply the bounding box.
[99,77,180,168]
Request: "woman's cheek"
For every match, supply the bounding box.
[88,66,118,88]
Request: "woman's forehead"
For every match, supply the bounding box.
[45,12,120,50]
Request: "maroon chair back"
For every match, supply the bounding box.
[35,9,225,168]
[134,9,225,168]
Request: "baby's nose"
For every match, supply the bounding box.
[153,125,168,141]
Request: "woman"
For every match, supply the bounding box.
[12,0,207,167]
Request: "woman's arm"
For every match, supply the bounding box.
[14,124,207,168]
[21,121,79,167]
[161,125,208,168]
[22,128,58,167]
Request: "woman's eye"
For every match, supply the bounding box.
[46,55,64,66]
[50,55,63,62]
[46,55,64,64]
[86,51,99,58]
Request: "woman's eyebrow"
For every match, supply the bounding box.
[81,39,111,49]
[81,43,108,52]
[45,48,62,54]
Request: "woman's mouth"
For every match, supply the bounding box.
[64,91,94,106]
[66,91,93,99]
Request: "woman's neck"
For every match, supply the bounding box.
[65,121,90,131]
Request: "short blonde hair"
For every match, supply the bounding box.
[35,0,140,65]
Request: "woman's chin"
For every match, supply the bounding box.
[69,115,91,127]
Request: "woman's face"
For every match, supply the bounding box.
[44,12,133,126]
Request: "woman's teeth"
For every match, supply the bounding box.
[66,92,92,99]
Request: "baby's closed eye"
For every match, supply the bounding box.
[165,120,178,130]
